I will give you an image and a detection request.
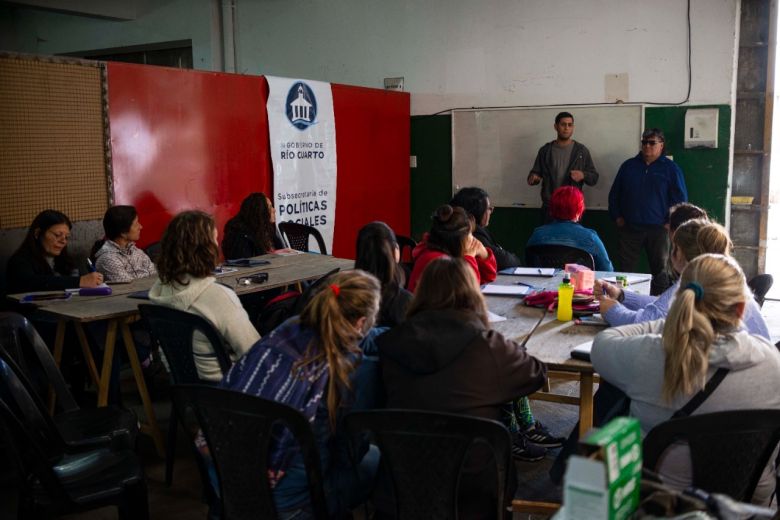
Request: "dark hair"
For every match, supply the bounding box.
[14,209,76,276]
[102,205,138,240]
[157,210,218,285]
[669,202,708,232]
[549,186,585,221]
[555,111,574,124]
[407,257,488,326]
[355,222,404,303]
[450,187,489,226]
[223,193,275,256]
[427,205,473,257]
[642,128,666,142]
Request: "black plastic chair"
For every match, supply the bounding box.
[525,244,595,271]
[0,312,138,451]
[144,241,162,263]
[344,409,512,520]
[138,304,232,488]
[0,358,149,519]
[279,221,328,255]
[748,274,773,308]
[171,384,329,520]
[643,409,780,502]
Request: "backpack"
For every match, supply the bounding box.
[253,267,341,335]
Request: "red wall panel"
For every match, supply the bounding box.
[330,84,410,258]
[107,62,409,260]
[106,62,272,249]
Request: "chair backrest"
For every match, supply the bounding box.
[144,241,162,263]
[344,409,512,520]
[747,274,773,308]
[0,356,65,460]
[171,384,329,520]
[278,221,328,255]
[525,244,595,271]
[395,235,417,264]
[138,305,232,385]
[0,396,71,505]
[0,312,78,412]
[643,409,780,502]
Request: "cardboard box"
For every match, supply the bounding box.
[563,417,642,520]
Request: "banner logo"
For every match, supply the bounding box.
[285,82,318,130]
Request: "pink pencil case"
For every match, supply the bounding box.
[79,286,113,296]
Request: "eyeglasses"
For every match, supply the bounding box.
[236,273,269,287]
[47,230,71,242]
[641,139,663,146]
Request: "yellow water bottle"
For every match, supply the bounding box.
[557,273,574,322]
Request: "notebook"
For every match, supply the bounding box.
[481,284,531,296]
[570,340,593,361]
[499,267,556,277]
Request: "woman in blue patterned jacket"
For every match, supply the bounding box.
[221,270,382,518]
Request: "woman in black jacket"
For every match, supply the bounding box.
[377,257,546,517]
[6,209,102,293]
[221,192,285,260]
[354,221,412,327]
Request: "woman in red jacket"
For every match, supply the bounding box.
[407,204,497,291]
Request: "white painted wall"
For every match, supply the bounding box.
[0,0,738,114]
[234,0,738,114]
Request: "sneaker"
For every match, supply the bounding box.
[522,420,565,448]
[511,433,546,462]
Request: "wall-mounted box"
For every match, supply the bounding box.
[684,108,719,149]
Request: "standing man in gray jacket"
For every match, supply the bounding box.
[528,112,599,222]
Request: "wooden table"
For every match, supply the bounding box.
[484,271,650,437]
[8,251,354,456]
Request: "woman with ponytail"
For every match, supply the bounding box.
[597,219,770,339]
[407,204,497,292]
[221,270,382,517]
[591,254,780,504]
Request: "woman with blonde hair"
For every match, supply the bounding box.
[598,219,770,339]
[592,254,780,504]
[149,210,260,381]
[221,270,382,517]
[406,204,496,292]
[378,257,546,515]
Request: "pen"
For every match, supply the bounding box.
[516,281,535,288]
[86,258,96,272]
[537,268,543,275]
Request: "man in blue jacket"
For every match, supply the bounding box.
[608,128,688,295]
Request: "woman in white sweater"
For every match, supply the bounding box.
[149,210,260,381]
[591,253,780,505]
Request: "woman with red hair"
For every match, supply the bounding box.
[526,186,614,270]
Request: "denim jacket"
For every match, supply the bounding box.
[526,220,614,271]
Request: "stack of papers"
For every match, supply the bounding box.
[481,284,531,296]
[604,275,651,285]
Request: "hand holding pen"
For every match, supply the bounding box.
[81,258,103,288]
[593,278,622,300]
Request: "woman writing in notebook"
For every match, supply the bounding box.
[6,209,103,293]
[597,219,769,339]
[591,254,780,504]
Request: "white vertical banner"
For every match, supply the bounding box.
[266,76,337,253]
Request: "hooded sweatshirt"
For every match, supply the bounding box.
[148,275,260,381]
[378,308,546,420]
[592,319,780,504]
